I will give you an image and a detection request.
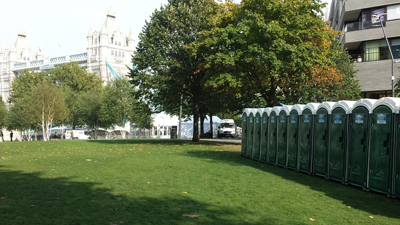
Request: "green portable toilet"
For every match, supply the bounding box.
[267,107,280,165]
[328,101,356,183]
[241,109,250,156]
[252,109,263,160]
[246,109,257,158]
[394,98,400,197]
[260,108,272,163]
[314,102,335,177]
[277,106,291,167]
[348,99,377,188]
[369,97,399,195]
[287,105,304,170]
[299,103,320,174]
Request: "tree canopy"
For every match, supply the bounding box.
[129,0,361,141]
[129,0,220,142]
[200,0,360,106]
[30,80,68,141]
[7,62,152,140]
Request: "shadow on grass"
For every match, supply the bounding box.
[184,150,400,220]
[0,167,269,225]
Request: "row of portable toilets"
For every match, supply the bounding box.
[241,97,400,198]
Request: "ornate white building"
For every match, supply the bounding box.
[86,10,135,83]
[0,11,135,104]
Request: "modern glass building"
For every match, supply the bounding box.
[327,0,400,98]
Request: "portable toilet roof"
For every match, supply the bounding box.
[249,108,258,116]
[332,100,357,114]
[372,97,400,113]
[256,108,264,115]
[353,99,378,114]
[272,106,283,115]
[303,103,320,115]
[243,108,258,116]
[282,105,294,115]
[317,102,336,114]
[291,104,306,115]
[264,107,273,116]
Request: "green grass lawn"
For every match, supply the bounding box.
[0,139,399,225]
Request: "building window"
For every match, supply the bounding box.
[388,4,400,20]
[392,39,400,59]
[363,40,389,61]
[111,50,114,56]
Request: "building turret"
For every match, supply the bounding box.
[128,26,135,50]
[86,10,135,83]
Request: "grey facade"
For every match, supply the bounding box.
[328,0,400,98]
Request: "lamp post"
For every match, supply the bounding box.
[178,93,182,139]
[372,13,395,97]
[178,84,184,139]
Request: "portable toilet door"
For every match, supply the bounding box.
[267,107,280,165]
[328,101,356,183]
[299,103,320,174]
[348,99,377,188]
[241,109,250,156]
[252,109,262,160]
[277,106,291,167]
[369,98,399,195]
[246,109,256,158]
[314,102,335,177]
[287,105,304,170]
[395,99,400,197]
[260,108,271,163]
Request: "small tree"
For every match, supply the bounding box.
[0,100,7,133]
[7,95,40,140]
[30,80,68,141]
[99,78,153,138]
[78,89,103,139]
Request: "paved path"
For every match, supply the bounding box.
[200,138,241,144]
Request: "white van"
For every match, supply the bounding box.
[218,119,236,138]
[65,130,90,140]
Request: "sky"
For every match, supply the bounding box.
[0,0,174,57]
[0,0,330,58]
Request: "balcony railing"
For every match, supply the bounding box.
[344,21,384,33]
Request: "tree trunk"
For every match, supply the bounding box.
[199,112,206,138]
[210,113,213,138]
[192,104,199,142]
[200,113,205,136]
[121,130,126,139]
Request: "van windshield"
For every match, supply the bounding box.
[221,123,235,128]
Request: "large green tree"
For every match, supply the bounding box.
[50,62,103,128]
[201,0,360,106]
[129,0,219,142]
